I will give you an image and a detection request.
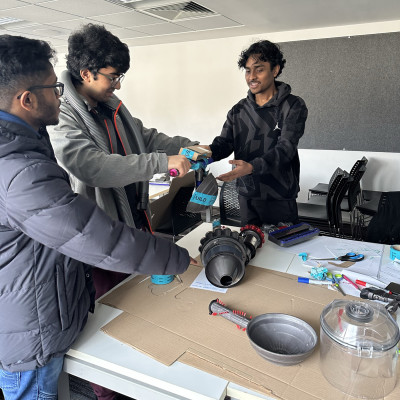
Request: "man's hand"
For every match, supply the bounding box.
[217,159,253,182]
[190,257,198,265]
[167,155,191,176]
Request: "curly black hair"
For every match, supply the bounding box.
[0,34,56,109]
[66,24,130,84]
[238,40,286,77]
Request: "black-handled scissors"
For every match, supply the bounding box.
[313,252,364,262]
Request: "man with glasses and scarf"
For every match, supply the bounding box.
[48,23,199,400]
[0,34,194,400]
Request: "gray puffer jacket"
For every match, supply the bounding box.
[0,112,190,372]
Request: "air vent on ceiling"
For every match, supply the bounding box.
[108,0,217,21]
[141,2,216,21]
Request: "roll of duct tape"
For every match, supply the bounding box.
[151,274,174,284]
[390,245,400,261]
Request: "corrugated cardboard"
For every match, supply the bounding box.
[100,264,400,400]
[179,145,212,161]
[149,171,195,231]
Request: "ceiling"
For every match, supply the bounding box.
[1,0,400,52]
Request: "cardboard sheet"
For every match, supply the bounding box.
[100,264,400,400]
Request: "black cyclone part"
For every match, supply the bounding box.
[239,225,264,260]
[199,227,247,288]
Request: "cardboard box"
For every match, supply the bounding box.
[99,262,400,400]
[149,171,195,231]
[179,145,212,161]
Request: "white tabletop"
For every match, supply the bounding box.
[61,223,392,400]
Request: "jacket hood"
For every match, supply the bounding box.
[247,81,291,108]
[0,112,53,160]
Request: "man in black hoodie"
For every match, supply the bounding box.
[207,40,308,226]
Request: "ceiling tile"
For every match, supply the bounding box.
[107,26,150,39]
[0,0,26,10]
[43,18,90,31]
[88,10,163,27]
[37,0,128,18]
[133,22,193,35]
[176,15,241,31]
[0,4,77,23]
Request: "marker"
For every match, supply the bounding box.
[298,277,331,285]
[355,279,385,289]
[342,274,361,291]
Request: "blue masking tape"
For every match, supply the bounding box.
[189,192,217,206]
[151,274,174,285]
[390,245,400,261]
[180,148,195,159]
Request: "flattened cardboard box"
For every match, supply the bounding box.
[100,264,400,400]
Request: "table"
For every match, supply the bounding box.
[149,182,170,199]
[58,223,393,400]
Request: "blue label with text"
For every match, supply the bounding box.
[181,148,195,159]
[190,193,217,206]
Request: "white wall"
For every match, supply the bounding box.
[55,20,400,202]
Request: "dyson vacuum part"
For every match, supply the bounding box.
[199,225,264,288]
[209,299,317,365]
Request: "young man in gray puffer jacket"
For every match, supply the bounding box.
[0,34,195,400]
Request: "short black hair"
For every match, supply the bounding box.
[238,40,286,77]
[66,24,130,84]
[0,35,56,109]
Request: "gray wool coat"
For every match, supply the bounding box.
[48,70,197,227]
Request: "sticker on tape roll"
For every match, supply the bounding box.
[390,245,400,261]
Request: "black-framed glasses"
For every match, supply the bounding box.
[96,71,125,87]
[16,82,64,99]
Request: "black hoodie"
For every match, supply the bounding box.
[210,82,308,201]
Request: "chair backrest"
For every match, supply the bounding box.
[366,192,400,244]
[332,171,352,232]
[348,156,368,202]
[219,180,241,226]
[327,167,343,188]
[349,156,368,177]
[346,165,367,210]
[325,168,345,229]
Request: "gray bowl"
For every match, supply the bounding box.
[247,313,318,366]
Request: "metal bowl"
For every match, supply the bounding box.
[247,313,318,366]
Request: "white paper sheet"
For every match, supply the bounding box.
[190,268,228,293]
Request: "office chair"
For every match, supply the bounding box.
[298,169,351,236]
[307,166,366,237]
[308,156,368,199]
[219,180,241,227]
[365,192,400,244]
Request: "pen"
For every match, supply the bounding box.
[342,274,361,291]
[297,277,332,285]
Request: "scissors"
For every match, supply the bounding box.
[313,252,364,262]
[327,272,346,296]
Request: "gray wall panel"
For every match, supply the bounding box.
[279,32,400,152]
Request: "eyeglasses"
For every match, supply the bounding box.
[16,82,64,99]
[96,71,125,87]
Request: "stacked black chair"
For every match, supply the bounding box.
[365,192,400,244]
[298,169,352,236]
[307,166,366,237]
[308,156,368,199]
